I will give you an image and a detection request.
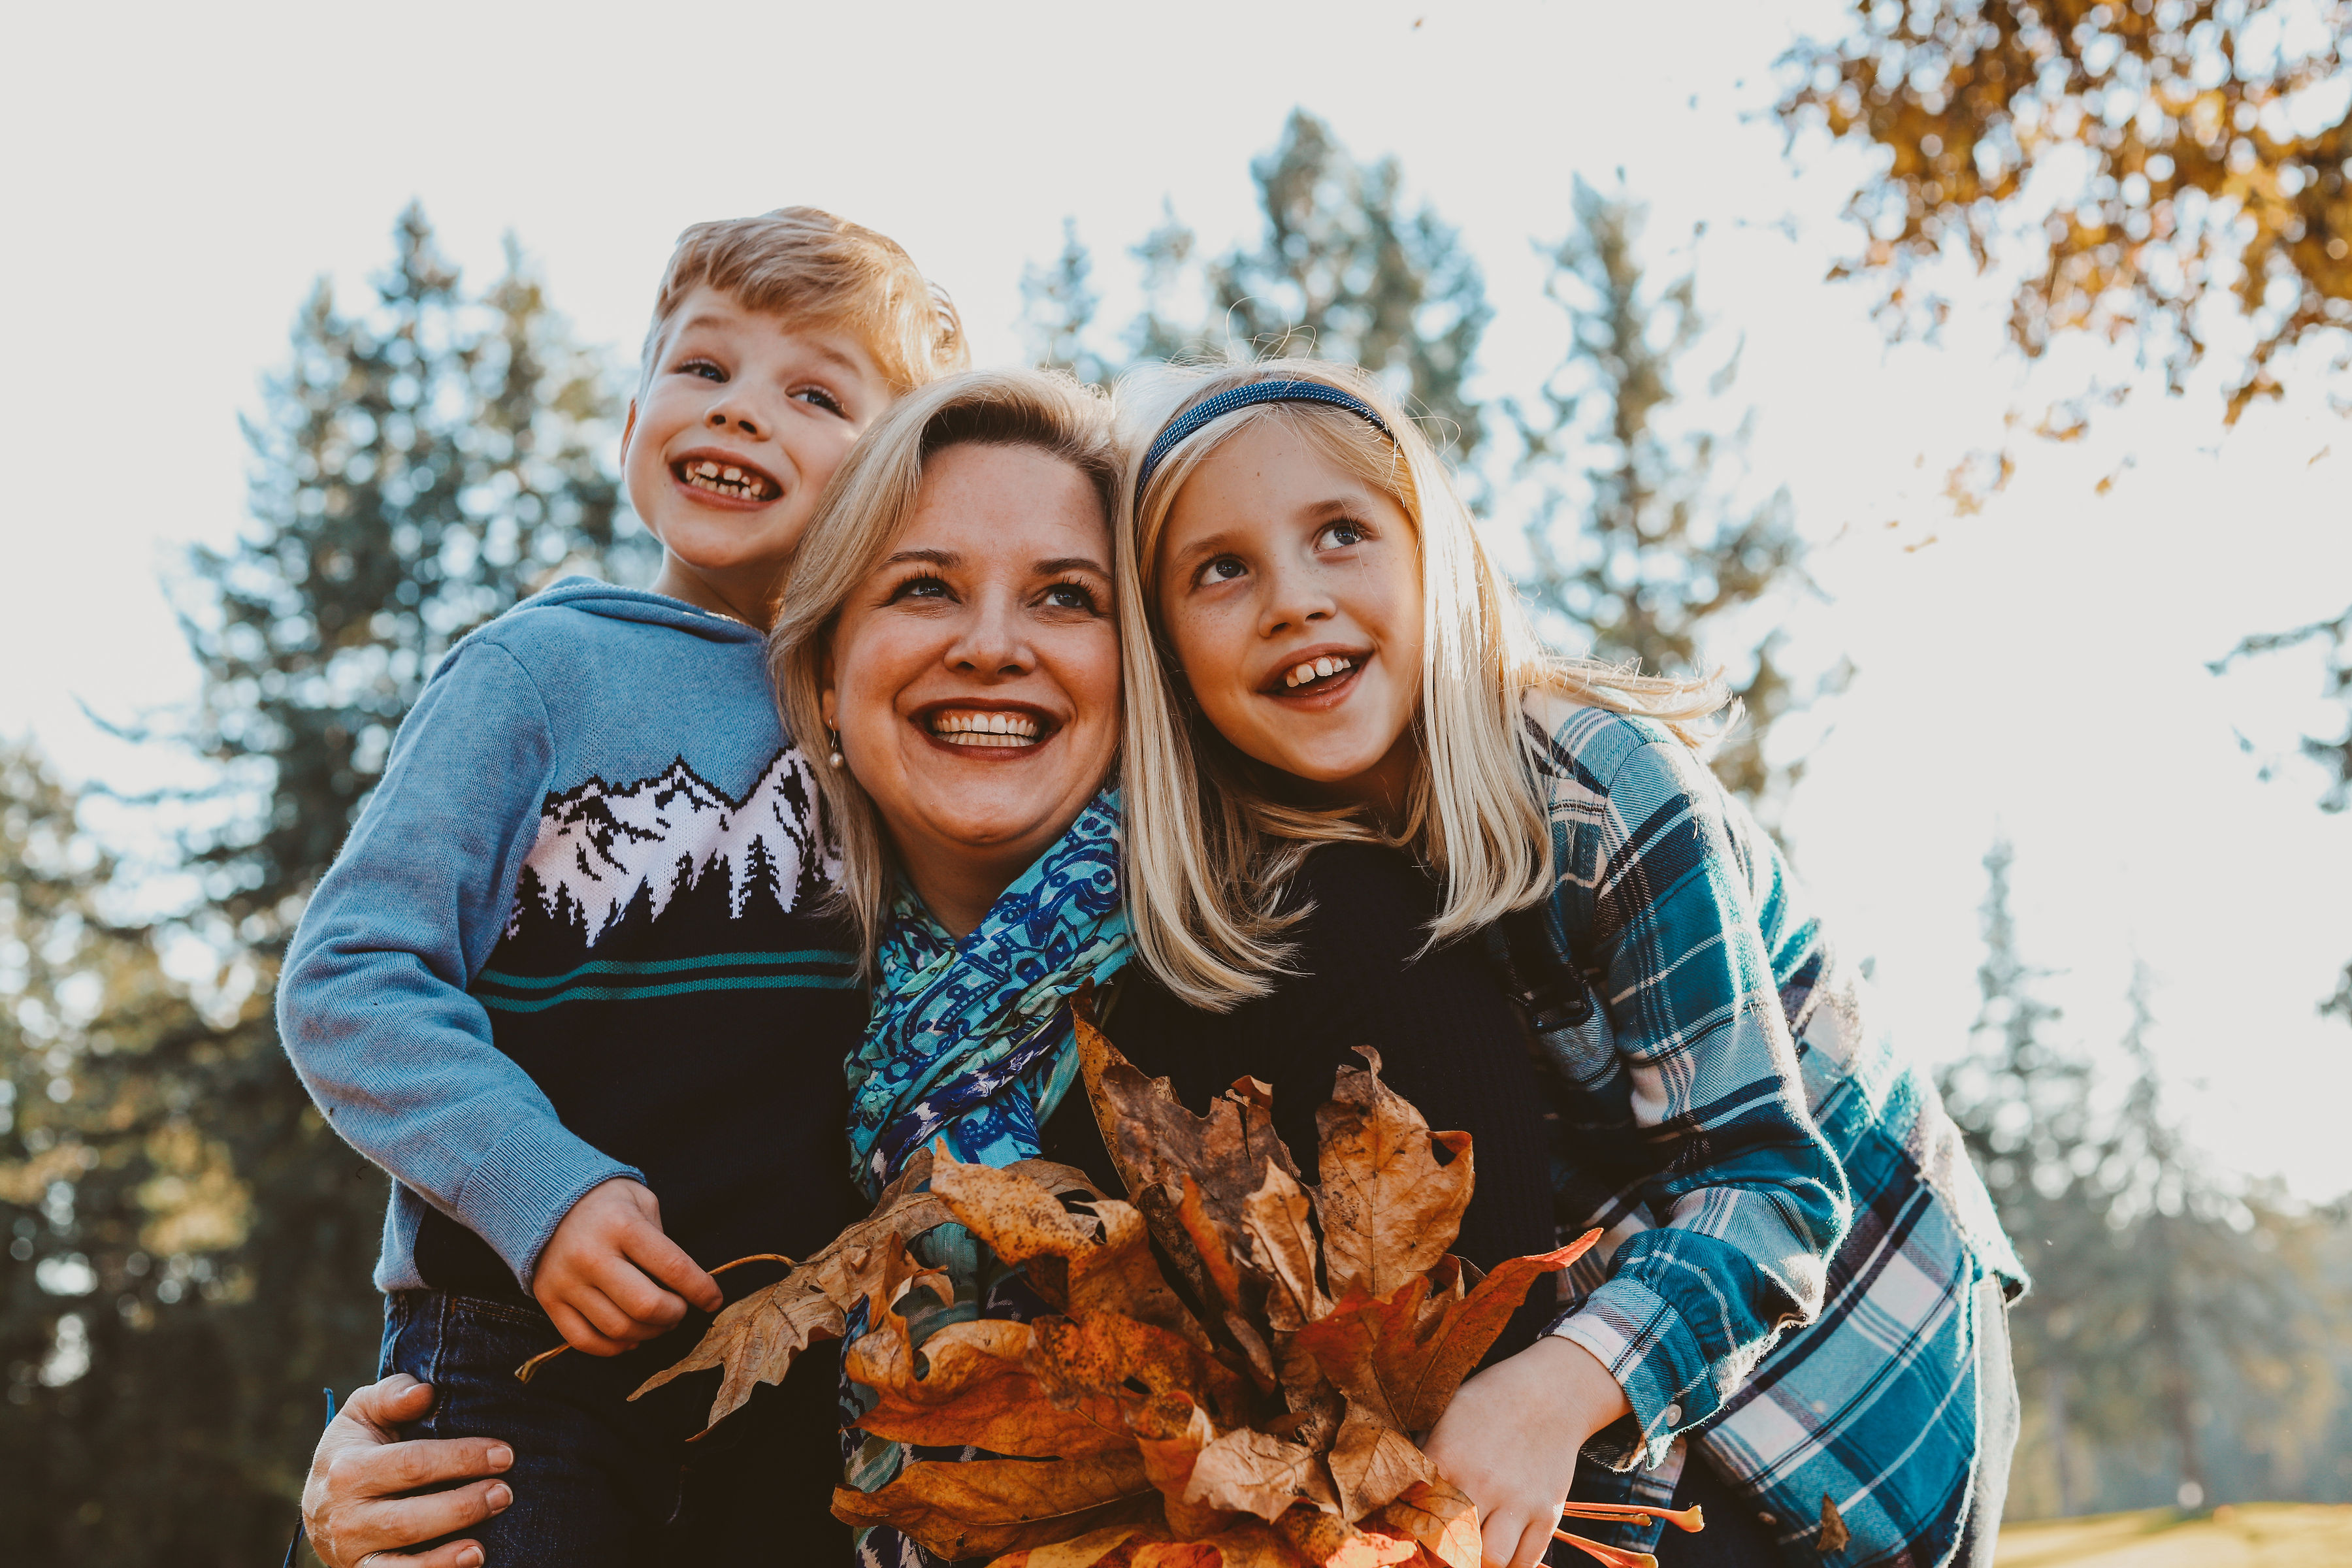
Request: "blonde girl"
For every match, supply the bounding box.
[1117,360,2023,1568]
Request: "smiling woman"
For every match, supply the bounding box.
[771,372,1125,955]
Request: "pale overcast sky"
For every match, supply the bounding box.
[7,1,2351,1194]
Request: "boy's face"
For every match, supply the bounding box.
[623,286,894,621]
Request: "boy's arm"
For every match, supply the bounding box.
[278,640,640,1291]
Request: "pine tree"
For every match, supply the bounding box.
[1017,110,1493,463]
[1510,178,1820,806]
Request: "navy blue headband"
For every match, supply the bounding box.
[1135,380,1396,500]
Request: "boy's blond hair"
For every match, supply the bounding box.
[1115,357,1731,1010]
[770,368,1120,966]
[642,207,968,394]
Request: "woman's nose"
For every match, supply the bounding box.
[947,596,1032,676]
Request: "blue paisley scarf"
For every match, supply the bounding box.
[841,787,1132,1568]
[845,785,1131,1197]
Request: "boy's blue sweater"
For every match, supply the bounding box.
[280,579,867,1298]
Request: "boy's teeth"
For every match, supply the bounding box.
[929,711,1043,747]
[679,460,773,500]
[1284,656,1354,689]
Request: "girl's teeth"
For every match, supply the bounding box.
[1284,657,1354,688]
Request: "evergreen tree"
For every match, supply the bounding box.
[1509,178,1819,806]
[1018,110,1493,463]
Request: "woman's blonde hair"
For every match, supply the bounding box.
[770,368,1120,964]
[1115,357,1730,1010]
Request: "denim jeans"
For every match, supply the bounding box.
[380,1290,847,1567]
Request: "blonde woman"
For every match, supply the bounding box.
[1117,359,2022,1568]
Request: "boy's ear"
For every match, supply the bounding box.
[619,399,638,463]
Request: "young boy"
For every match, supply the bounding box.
[280,208,966,1562]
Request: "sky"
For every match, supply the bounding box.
[5,1,2350,1193]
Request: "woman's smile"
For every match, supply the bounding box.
[920,704,1051,751]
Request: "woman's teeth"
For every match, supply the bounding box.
[678,459,776,500]
[1284,655,1356,689]
[929,711,1042,748]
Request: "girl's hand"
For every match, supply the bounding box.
[1422,1335,1635,1568]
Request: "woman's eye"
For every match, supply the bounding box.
[794,385,846,416]
[887,575,951,604]
[1043,582,1100,613]
[678,357,725,383]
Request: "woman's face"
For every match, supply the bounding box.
[1152,417,1425,811]
[821,442,1120,907]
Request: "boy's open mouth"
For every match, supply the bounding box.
[923,706,1053,751]
[672,455,779,502]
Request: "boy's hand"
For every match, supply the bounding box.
[531,1178,723,1356]
[1422,1335,1635,1568]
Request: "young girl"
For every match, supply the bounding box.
[1116,360,2023,1568]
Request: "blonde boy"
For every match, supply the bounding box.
[281,209,964,1561]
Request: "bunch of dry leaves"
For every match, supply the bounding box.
[629,1001,1697,1567]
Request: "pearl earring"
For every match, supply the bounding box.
[826,729,844,770]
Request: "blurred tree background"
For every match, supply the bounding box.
[4,56,2351,1558]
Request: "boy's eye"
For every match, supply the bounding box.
[794,385,847,416]
[678,357,726,383]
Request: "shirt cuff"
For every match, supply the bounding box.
[452,1120,642,1290]
[1548,1274,1716,1468]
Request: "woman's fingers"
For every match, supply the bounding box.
[350,1539,487,1568]
[338,1436,512,1497]
[335,1374,435,1441]
[348,1477,512,1555]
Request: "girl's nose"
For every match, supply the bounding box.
[1256,561,1337,639]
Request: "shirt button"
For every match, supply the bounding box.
[1663,1403,1682,1424]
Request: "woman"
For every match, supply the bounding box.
[1113,357,2021,1568]
[302,367,1561,1566]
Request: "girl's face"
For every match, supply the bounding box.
[821,443,1120,912]
[1154,417,1426,811]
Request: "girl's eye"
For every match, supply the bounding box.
[887,574,951,604]
[1197,556,1248,587]
[678,357,725,384]
[1318,519,1368,550]
[1043,581,1100,613]
[794,385,847,416]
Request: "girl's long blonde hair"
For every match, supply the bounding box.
[770,368,1120,967]
[1115,357,1729,1010]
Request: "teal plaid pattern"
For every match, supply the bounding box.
[1521,702,2023,1567]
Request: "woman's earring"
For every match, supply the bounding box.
[826,729,844,770]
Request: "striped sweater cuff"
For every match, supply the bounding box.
[451,1122,642,1290]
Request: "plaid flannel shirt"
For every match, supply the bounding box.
[1514,700,2025,1568]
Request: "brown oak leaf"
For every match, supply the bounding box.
[1290,1235,1599,1432]
[1363,1478,1482,1568]
[1129,1391,1236,1537]
[1324,1401,1434,1523]
[1183,1424,1337,1524]
[1312,1049,1473,1301]
[1273,1505,1419,1567]
[830,1451,1157,1560]
[847,1311,1130,1460]
[1241,1165,1330,1333]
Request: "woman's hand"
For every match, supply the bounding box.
[301,1374,514,1568]
[1422,1335,1635,1568]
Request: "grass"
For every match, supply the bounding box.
[1997,1503,2352,1566]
